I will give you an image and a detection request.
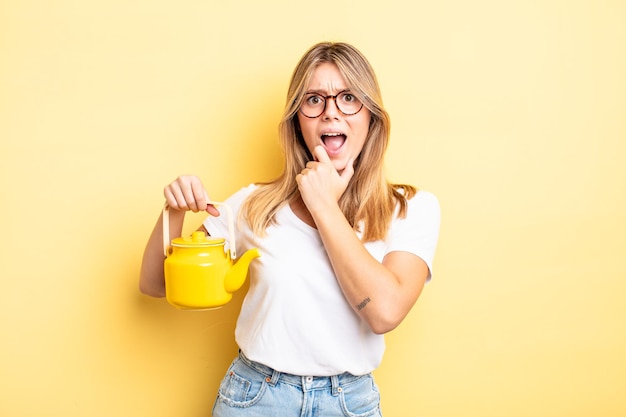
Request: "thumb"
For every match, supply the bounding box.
[340,157,355,184]
[204,190,221,217]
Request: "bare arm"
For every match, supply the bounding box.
[310,202,428,334]
[297,146,430,334]
[138,175,218,297]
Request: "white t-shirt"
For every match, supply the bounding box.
[204,184,440,376]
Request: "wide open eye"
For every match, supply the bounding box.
[337,91,363,114]
[339,92,357,103]
[305,94,324,106]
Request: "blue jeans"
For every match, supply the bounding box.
[212,352,383,417]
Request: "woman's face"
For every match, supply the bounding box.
[297,62,371,173]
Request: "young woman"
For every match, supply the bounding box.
[140,41,440,417]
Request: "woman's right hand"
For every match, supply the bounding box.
[163,175,220,217]
[140,175,219,297]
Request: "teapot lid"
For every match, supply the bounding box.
[171,231,225,247]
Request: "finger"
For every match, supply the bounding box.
[313,145,331,164]
[295,172,304,186]
[340,157,355,184]
[183,194,198,212]
[165,182,189,210]
[164,176,204,212]
[188,179,208,212]
[202,189,219,216]
[164,187,179,208]
[206,205,220,217]
[180,179,200,212]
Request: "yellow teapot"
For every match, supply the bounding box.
[162,202,260,310]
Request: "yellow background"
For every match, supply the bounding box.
[1,1,625,416]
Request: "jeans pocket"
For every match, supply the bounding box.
[339,375,382,417]
[217,360,268,408]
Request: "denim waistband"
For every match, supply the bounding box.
[238,350,365,394]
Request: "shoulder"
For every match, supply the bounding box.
[385,189,441,277]
[390,190,441,240]
[226,184,258,201]
[389,189,440,231]
[408,190,440,212]
[396,189,440,220]
[222,184,259,211]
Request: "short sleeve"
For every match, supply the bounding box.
[386,191,441,280]
[203,184,258,246]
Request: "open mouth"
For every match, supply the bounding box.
[321,133,347,152]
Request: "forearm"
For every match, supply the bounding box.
[296,147,427,333]
[311,204,415,334]
[139,208,186,297]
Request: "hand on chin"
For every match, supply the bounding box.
[333,160,349,174]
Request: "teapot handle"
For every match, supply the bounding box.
[162,201,237,259]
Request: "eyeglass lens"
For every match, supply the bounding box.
[300,91,363,118]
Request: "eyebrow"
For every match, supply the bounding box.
[304,88,351,95]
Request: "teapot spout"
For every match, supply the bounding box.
[224,248,261,293]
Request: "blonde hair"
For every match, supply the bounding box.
[242,41,416,242]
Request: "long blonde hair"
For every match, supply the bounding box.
[242,41,415,242]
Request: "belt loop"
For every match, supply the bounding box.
[267,369,280,387]
[331,375,341,396]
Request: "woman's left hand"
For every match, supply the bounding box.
[296,146,354,212]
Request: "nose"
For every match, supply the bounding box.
[322,96,341,119]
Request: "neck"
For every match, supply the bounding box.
[289,196,317,229]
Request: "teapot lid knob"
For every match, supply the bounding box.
[191,231,206,243]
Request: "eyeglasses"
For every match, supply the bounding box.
[299,90,364,118]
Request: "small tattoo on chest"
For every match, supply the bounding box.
[356,297,371,311]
